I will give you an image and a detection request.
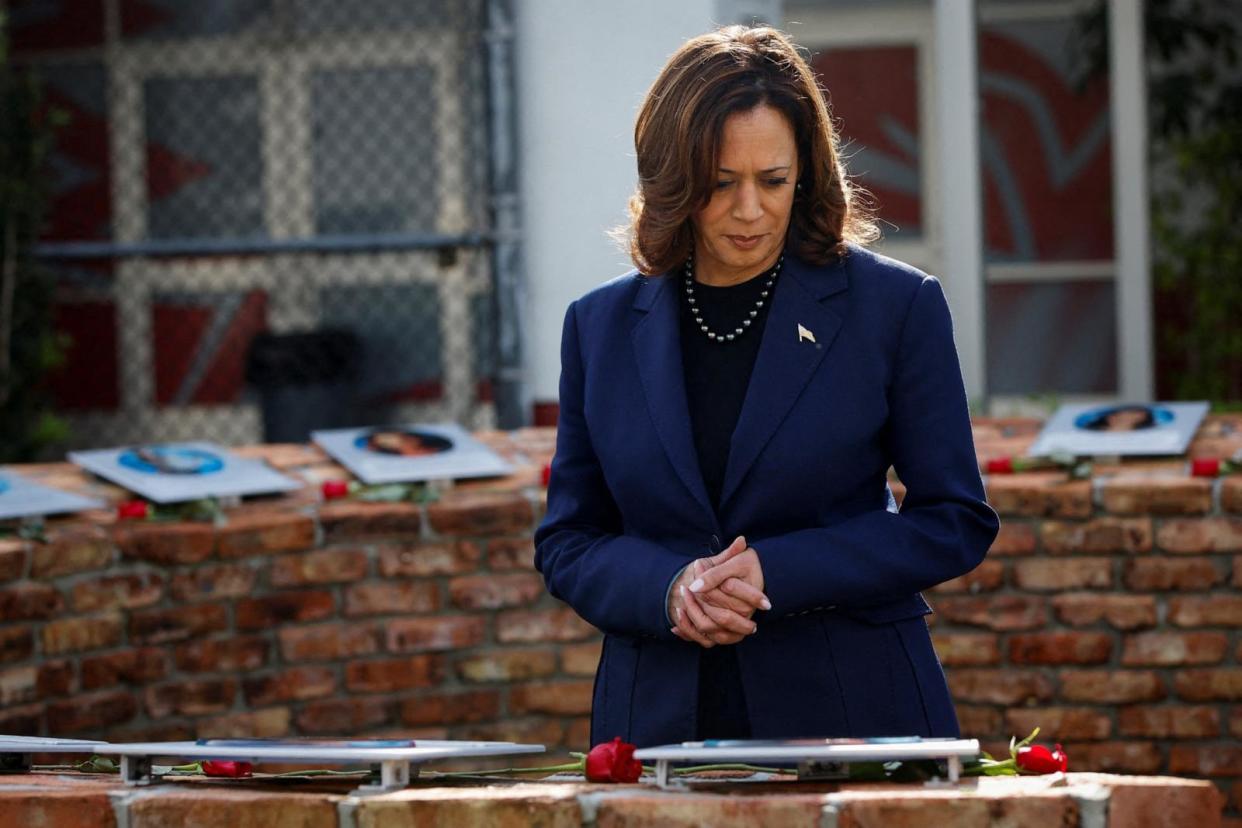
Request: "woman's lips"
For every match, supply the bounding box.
[726,234,765,250]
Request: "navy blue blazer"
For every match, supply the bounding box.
[534,244,999,747]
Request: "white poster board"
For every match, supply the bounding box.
[313,422,513,484]
[0,472,105,520]
[1027,401,1209,457]
[68,442,302,504]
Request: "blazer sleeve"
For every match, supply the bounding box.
[753,275,1000,616]
[534,300,688,639]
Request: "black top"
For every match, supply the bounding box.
[677,261,777,739]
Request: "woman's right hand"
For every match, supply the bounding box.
[669,536,770,647]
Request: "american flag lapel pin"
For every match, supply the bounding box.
[797,323,816,344]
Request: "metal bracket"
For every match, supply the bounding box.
[121,755,154,786]
[351,760,416,795]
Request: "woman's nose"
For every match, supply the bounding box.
[731,181,764,222]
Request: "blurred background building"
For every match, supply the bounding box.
[1,0,1237,460]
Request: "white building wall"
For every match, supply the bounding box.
[516,1,782,415]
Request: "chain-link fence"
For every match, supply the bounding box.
[9,0,515,455]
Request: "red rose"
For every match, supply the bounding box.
[584,737,642,783]
[321,479,350,500]
[1191,458,1221,478]
[986,457,1013,474]
[116,500,149,520]
[1016,743,1067,774]
[541,462,552,487]
[201,760,253,777]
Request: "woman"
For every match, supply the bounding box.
[534,26,999,747]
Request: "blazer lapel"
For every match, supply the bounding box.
[718,253,849,509]
[630,275,718,527]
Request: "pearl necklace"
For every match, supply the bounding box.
[683,254,783,343]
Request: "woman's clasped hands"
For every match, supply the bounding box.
[668,535,771,647]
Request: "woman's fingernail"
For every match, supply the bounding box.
[689,579,704,592]
[751,624,758,634]
[674,607,682,622]
[760,598,772,610]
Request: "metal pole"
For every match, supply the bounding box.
[485,0,526,428]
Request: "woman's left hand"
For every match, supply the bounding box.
[689,544,766,610]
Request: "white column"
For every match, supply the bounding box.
[1110,0,1153,401]
[932,0,986,404]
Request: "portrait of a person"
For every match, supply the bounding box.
[534,27,1000,747]
[1078,404,1157,432]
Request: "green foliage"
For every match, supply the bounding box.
[1076,0,1242,402]
[0,11,70,460]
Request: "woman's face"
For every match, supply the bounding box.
[691,104,798,286]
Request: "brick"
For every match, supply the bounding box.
[488,537,536,570]
[1104,776,1228,828]
[352,786,581,828]
[1169,596,1242,627]
[955,705,1002,736]
[0,665,36,705]
[41,613,123,655]
[985,475,1091,517]
[929,560,1004,593]
[81,649,167,690]
[72,571,164,611]
[0,539,27,581]
[1158,517,1242,553]
[1236,556,1242,588]
[345,655,445,693]
[37,660,74,697]
[1071,741,1164,773]
[378,541,481,576]
[1224,477,1242,513]
[296,697,393,733]
[1060,670,1166,703]
[1121,632,1229,666]
[1051,593,1156,630]
[596,790,828,827]
[930,633,1000,666]
[459,718,567,747]
[931,595,1047,631]
[243,666,337,706]
[561,641,603,676]
[31,526,113,578]
[216,511,315,557]
[344,581,440,616]
[235,590,335,629]
[0,626,33,664]
[946,669,1054,705]
[1005,707,1111,741]
[400,689,501,726]
[320,501,422,541]
[0,793,117,828]
[1118,705,1220,737]
[1041,517,1152,554]
[110,722,194,743]
[386,616,487,652]
[1103,477,1213,515]
[0,582,63,620]
[145,678,237,718]
[270,548,368,586]
[46,690,137,734]
[197,707,291,739]
[115,522,215,564]
[566,716,591,748]
[509,680,594,715]
[1176,670,1242,701]
[427,490,533,535]
[1124,557,1225,591]
[279,622,382,662]
[0,702,41,735]
[449,573,545,609]
[1008,632,1112,665]
[987,522,1037,556]
[129,603,228,644]
[497,607,599,643]
[127,790,337,827]
[1170,744,1242,777]
[169,563,257,602]
[456,648,558,682]
[827,793,1076,828]
[173,636,269,672]
[1012,558,1112,590]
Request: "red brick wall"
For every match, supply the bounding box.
[1,420,1240,813]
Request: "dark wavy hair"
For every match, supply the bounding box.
[622,25,878,276]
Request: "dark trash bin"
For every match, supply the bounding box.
[245,330,361,443]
